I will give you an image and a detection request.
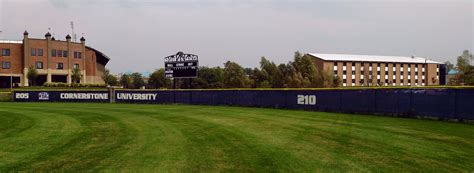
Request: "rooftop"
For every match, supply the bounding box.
[308,53,441,64]
[448,69,459,75]
[0,40,23,44]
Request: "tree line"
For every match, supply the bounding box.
[104,51,341,89]
[444,50,474,85]
[104,50,474,89]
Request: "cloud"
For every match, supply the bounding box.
[2,0,472,73]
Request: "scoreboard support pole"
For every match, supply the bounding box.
[173,78,176,89]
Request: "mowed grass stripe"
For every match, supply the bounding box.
[0,108,82,169]
[0,102,473,172]
[0,106,133,171]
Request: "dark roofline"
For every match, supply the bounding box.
[86,46,110,65]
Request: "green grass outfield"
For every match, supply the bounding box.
[0,103,473,172]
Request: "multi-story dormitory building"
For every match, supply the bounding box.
[0,31,110,88]
[307,53,444,87]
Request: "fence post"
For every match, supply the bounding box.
[109,88,115,103]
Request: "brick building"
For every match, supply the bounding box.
[0,31,110,87]
[306,53,443,87]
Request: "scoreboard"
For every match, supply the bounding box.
[164,52,199,78]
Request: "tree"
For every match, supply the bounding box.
[196,67,224,88]
[321,69,335,88]
[120,74,132,89]
[102,69,118,86]
[333,76,342,87]
[71,68,81,84]
[444,61,454,73]
[148,68,171,89]
[27,65,38,86]
[223,61,250,88]
[249,68,271,88]
[131,72,145,89]
[456,50,474,85]
[292,52,323,87]
[260,57,282,87]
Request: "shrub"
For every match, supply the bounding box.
[43,82,107,88]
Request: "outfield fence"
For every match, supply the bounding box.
[12,88,474,120]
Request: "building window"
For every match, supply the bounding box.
[343,79,347,83]
[352,79,355,84]
[360,79,365,84]
[2,61,10,69]
[401,79,404,83]
[1,49,10,56]
[74,64,79,69]
[36,61,43,69]
[361,62,365,66]
[408,72,411,75]
[58,50,62,57]
[351,71,355,75]
[334,62,337,66]
[385,63,388,67]
[377,71,381,75]
[369,63,372,66]
[52,49,57,57]
[401,71,404,75]
[343,70,347,75]
[343,62,346,66]
[352,62,355,66]
[393,79,396,83]
[74,52,82,59]
[57,63,64,69]
[63,51,68,57]
[38,49,43,56]
[377,63,380,67]
[31,48,37,56]
[385,71,388,75]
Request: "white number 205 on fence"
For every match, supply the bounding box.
[297,95,316,105]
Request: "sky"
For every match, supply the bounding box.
[0,0,472,74]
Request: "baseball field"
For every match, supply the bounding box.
[0,102,473,172]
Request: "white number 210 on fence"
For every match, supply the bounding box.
[297,95,316,105]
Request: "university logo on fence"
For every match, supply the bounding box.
[38,92,49,100]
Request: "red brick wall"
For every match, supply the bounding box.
[0,43,23,74]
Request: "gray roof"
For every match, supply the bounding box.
[308,53,441,64]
